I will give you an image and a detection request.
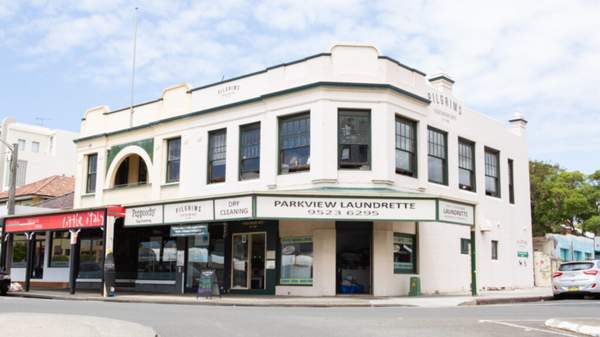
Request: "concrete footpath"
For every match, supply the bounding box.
[0,313,158,337]
[545,318,600,337]
[6,287,553,308]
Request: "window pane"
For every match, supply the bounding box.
[394,234,415,273]
[395,149,413,175]
[137,236,177,280]
[339,110,370,169]
[86,154,97,193]
[12,234,27,268]
[395,117,416,176]
[79,235,104,279]
[459,168,473,190]
[485,149,500,197]
[280,236,313,285]
[240,124,260,180]
[208,130,226,183]
[279,113,310,173]
[428,156,444,184]
[50,232,70,267]
[166,138,181,183]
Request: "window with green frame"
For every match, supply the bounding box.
[395,116,417,177]
[394,233,416,273]
[460,238,471,255]
[280,236,313,285]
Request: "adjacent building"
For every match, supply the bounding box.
[2,44,534,296]
[0,117,78,191]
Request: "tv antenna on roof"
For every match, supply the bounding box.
[35,117,51,127]
[128,6,139,128]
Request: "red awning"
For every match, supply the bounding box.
[5,210,105,233]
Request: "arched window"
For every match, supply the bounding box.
[113,154,149,187]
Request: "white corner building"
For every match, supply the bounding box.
[0,117,78,191]
[5,44,533,296]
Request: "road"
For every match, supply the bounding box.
[0,296,598,337]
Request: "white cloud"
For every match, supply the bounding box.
[1,0,599,171]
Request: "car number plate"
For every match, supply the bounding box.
[568,287,579,291]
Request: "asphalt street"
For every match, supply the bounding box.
[0,296,598,337]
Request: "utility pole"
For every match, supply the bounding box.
[0,141,18,270]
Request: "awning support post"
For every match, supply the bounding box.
[24,232,34,292]
[69,229,81,295]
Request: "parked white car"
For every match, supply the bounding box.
[552,260,600,298]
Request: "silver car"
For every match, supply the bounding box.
[552,260,600,298]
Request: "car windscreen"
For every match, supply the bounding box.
[559,262,594,271]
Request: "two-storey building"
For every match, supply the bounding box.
[2,44,534,296]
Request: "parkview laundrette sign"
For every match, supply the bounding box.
[255,196,437,221]
[5,210,105,233]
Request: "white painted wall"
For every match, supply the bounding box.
[0,118,78,191]
[74,44,534,292]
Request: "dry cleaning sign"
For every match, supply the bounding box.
[256,196,436,220]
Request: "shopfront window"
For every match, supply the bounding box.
[137,235,177,280]
[186,232,209,289]
[79,232,104,279]
[338,110,370,169]
[428,127,447,185]
[393,233,416,274]
[280,236,313,285]
[395,116,417,177]
[208,129,227,184]
[12,234,27,268]
[49,231,70,267]
[32,233,45,279]
[279,113,310,174]
[239,123,260,180]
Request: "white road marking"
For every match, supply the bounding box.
[479,319,580,337]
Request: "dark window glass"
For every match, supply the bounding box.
[393,233,416,273]
[239,123,260,180]
[461,238,470,255]
[508,159,515,204]
[428,127,447,185]
[86,154,97,194]
[458,139,475,191]
[49,231,70,267]
[491,240,499,260]
[338,110,370,169]
[115,157,129,187]
[138,158,148,184]
[12,234,27,268]
[137,234,177,280]
[166,138,181,183]
[208,129,227,183]
[78,232,104,279]
[32,233,45,279]
[395,117,417,177]
[485,148,500,197]
[279,113,310,174]
[559,262,594,271]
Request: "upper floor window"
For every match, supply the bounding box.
[458,138,475,191]
[508,159,515,204]
[17,139,26,151]
[31,141,40,153]
[16,160,27,186]
[239,123,260,180]
[338,109,370,169]
[395,116,417,177]
[485,148,500,197]
[86,153,97,194]
[491,240,499,260]
[208,129,226,184]
[279,113,310,174]
[166,137,181,183]
[428,127,447,185]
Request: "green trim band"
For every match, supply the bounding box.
[74,81,431,143]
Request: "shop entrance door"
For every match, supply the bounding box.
[231,233,266,290]
[336,222,372,294]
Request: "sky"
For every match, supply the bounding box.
[0,0,599,173]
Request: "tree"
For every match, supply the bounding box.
[529,161,600,236]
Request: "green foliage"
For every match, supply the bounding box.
[530,161,600,235]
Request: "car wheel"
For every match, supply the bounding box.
[0,285,7,296]
[553,293,563,300]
